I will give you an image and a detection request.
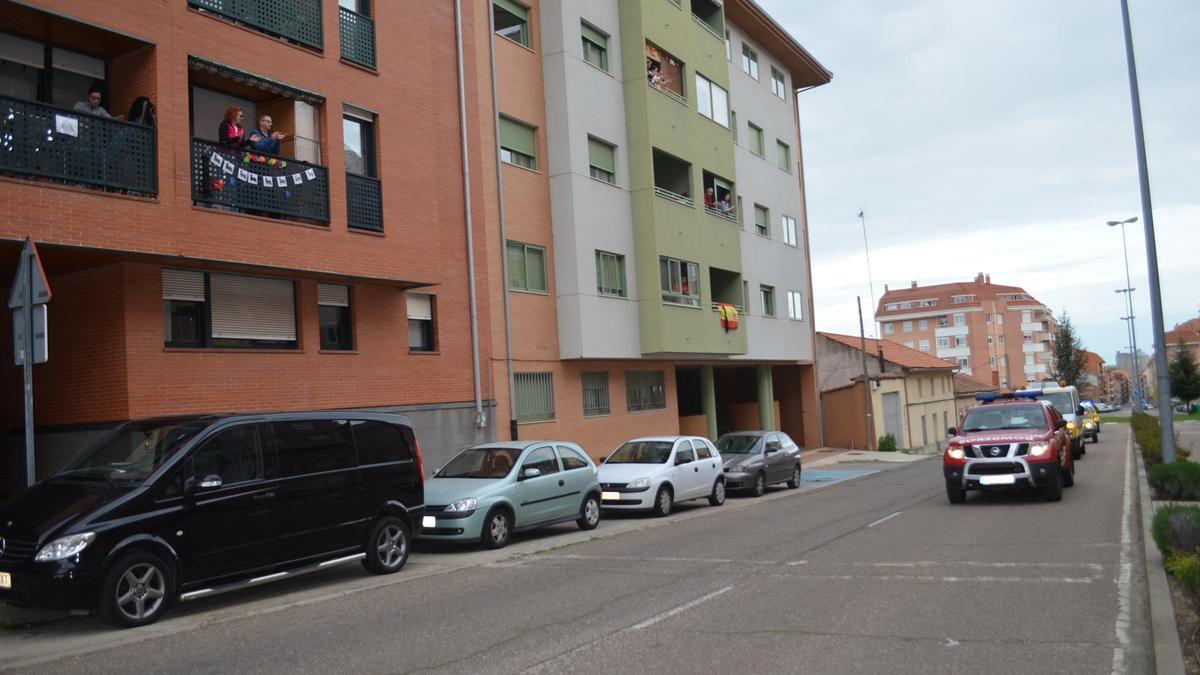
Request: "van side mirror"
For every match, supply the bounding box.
[1076,406,1085,416]
[521,467,542,480]
[198,475,223,490]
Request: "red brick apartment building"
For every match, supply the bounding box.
[875,274,1057,389]
[0,0,501,492]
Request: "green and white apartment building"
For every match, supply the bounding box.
[487,0,830,457]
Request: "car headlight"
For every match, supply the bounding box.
[445,498,478,513]
[1028,443,1052,458]
[1084,421,1095,429]
[1066,422,1076,431]
[34,532,96,561]
[627,477,652,490]
[947,447,965,460]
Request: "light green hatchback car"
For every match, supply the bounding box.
[419,441,602,549]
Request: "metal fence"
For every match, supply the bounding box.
[0,95,157,195]
[189,0,323,50]
[582,372,611,417]
[515,372,555,422]
[191,138,329,223]
[346,173,383,232]
[626,371,667,412]
[339,6,377,69]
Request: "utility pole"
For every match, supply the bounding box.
[858,297,875,451]
[1119,0,1176,461]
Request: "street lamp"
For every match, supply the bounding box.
[1109,216,1140,404]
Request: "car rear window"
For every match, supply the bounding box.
[352,420,413,465]
[271,419,356,476]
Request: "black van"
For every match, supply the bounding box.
[0,411,424,627]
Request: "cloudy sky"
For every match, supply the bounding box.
[761,0,1199,365]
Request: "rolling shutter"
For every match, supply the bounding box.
[209,273,296,341]
[499,117,536,157]
[588,138,615,174]
[317,283,350,307]
[162,269,206,302]
[1,33,44,69]
[581,23,607,48]
[494,0,528,20]
[407,292,433,320]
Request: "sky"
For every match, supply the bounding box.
[761,0,1199,365]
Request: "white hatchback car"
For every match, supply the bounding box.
[597,436,725,516]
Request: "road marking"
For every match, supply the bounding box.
[785,560,808,566]
[855,561,1104,571]
[944,638,960,647]
[866,511,902,528]
[775,572,1094,584]
[1112,434,1134,675]
[628,585,734,631]
[535,553,779,565]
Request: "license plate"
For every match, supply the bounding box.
[601,491,620,501]
[0,572,10,589]
[979,474,1016,486]
[421,515,436,528]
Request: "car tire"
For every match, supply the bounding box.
[787,466,802,489]
[99,550,174,629]
[708,479,726,506]
[1063,462,1075,488]
[652,485,673,517]
[481,508,512,549]
[362,516,410,575]
[1070,440,1081,461]
[1078,438,1086,456]
[577,494,601,531]
[752,471,767,498]
[947,487,966,504]
[1043,468,1063,502]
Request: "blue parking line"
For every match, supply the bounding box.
[801,469,878,484]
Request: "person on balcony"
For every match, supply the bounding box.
[718,193,734,215]
[127,97,157,127]
[218,106,251,148]
[248,114,286,155]
[704,187,717,209]
[73,84,114,118]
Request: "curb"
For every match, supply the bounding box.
[1135,435,1188,674]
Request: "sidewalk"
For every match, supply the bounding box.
[804,446,935,468]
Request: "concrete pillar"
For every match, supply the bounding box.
[757,365,775,430]
[700,365,717,440]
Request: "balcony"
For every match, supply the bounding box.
[1022,342,1046,353]
[653,149,692,207]
[0,95,157,195]
[691,0,725,39]
[1021,321,1045,333]
[702,170,736,222]
[191,138,329,223]
[1024,363,1048,375]
[346,173,382,232]
[189,0,324,51]
[937,345,970,359]
[934,324,969,338]
[339,6,377,69]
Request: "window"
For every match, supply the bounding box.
[696,441,713,460]
[985,313,992,324]
[937,317,949,328]
[885,303,898,311]
[747,123,764,156]
[904,341,914,348]
[522,446,560,474]
[736,196,744,228]
[936,336,950,348]
[1000,355,1007,367]
[1022,310,1032,323]
[953,313,965,327]
[588,136,616,183]
[754,204,769,237]
[694,73,729,127]
[508,241,548,293]
[271,419,356,477]
[646,41,685,101]
[1026,353,1035,366]
[660,257,700,307]
[787,291,803,320]
[499,116,537,169]
[990,356,997,368]
[770,67,786,99]
[782,215,798,246]
[903,321,913,333]
[352,420,413,465]
[1023,332,1033,343]
[918,379,925,397]
[558,446,590,470]
[725,31,732,61]
[917,319,927,330]
[626,371,666,412]
[494,0,530,48]
[595,250,626,298]
[581,22,608,71]
[742,280,750,315]
[996,314,1004,325]
[407,292,436,352]
[986,335,993,346]
[163,269,207,348]
[741,43,758,79]
[343,107,376,177]
[955,336,967,347]
[675,443,696,465]
[999,335,1005,345]
[515,372,555,421]
[776,141,791,171]
[760,285,776,317]
[885,323,895,334]
[582,371,610,416]
[900,302,912,310]
[192,425,262,485]
[958,357,969,368]
[163,269,297,349]
[919,339,930,351]
[318,283,353,351]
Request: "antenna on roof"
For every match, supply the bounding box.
[858,210,877,336]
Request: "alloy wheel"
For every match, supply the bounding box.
[114,563,166,622]
[491,513,509,542]
[376,524,408,569]
[584,498,600,526]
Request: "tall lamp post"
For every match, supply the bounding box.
[1118,0,1176,461]
[1108,216,1140,405]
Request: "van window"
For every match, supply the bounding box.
[192,425,262,485]
[352,420,413,465]
[271,419,356,477]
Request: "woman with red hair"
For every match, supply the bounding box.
[218,106,250,147]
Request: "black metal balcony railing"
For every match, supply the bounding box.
[189,0,323,50]
[191,138,329,223]
[0,95,157,195]
[339,6,377,69]
[346,172,383,232]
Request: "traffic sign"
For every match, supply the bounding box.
[8,238,51,309]
[13,304,47,365]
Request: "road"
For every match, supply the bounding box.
[4,429,1150,674]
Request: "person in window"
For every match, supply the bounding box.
[73,84,114,118]
[704,187,717,209]
[718,193,734,215]
[126,97,157,127]
[218,106,251,148]
[248,114,286,155]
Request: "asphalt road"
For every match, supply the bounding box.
[5,430,1150,674]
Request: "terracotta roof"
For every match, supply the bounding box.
[1080,350,1105,373]
[818,332,956,371]
[875,277,1045,319]
[954,372,998,396]
[1165,326,1200,345]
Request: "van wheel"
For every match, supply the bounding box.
[1070,440,1081,461]
[652,485,673,517]
[362,516,410,574]
[708,479,726,506]
[577,495,601,531]
[99,551,174,628]
[787,466,802,489]
[1078,438,1086,456]
[481,508,512,549]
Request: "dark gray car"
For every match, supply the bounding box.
[717,432,802,497]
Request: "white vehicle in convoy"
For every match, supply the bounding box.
[597,436,725,516]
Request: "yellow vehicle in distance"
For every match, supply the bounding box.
[1080,400,1101,443]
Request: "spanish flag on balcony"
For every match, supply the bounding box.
[718,303,739,331]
